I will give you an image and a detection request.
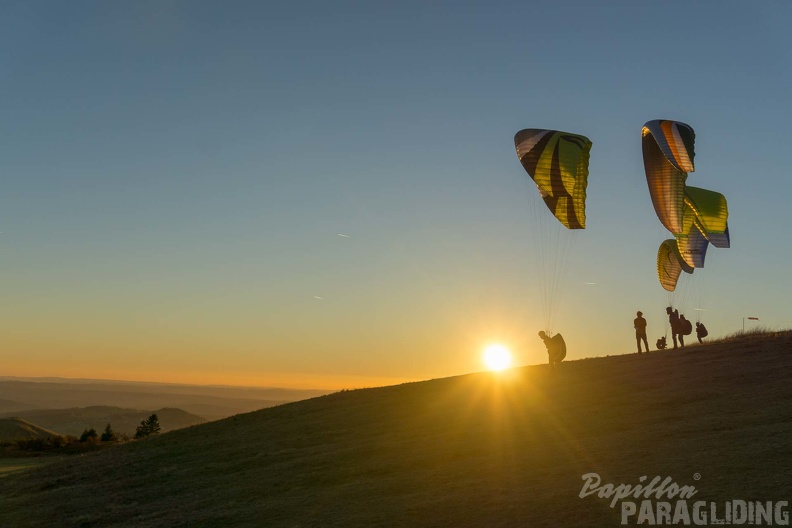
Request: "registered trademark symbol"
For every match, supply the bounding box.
[693,473,701,480]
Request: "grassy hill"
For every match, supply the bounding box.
[0,332,791,527]
[0,406,206,437]
[0,418,59,444]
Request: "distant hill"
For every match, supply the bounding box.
[1,332,791,527]
[0,398,37,415]
[0,406,206,437]
[0,418,59,443]
[0,378,331,420]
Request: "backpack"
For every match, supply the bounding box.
[681,319,693,336]
[697,324,708,338]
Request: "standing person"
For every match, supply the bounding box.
[538,331,566,370]
[666,307,681,349]
[696,322,708,344]
[634,311,649,354]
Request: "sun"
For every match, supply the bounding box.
[482,344,512,371]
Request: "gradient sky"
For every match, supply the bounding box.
[2,1,791,389]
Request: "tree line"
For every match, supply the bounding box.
[11,414,161,452]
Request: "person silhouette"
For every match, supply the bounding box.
[634,311,649,354]
[696,322,708,344]
[666,307,682,349]
[538,331,566,369]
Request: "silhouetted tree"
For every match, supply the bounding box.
[79,427,98,442]
[134,420,146,439]
[100,423,116,442]
[146,414,161,435]
[134,414,161,439]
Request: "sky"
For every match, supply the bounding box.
[2,1,791,389]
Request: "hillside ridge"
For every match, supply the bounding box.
[0,417,60,443]
[0,331,790,527]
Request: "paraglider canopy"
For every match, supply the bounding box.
[513,127,593,334]
[514,129,592,229]
[643,119,730,293]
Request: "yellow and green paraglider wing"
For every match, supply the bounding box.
[684,186,730,248]
[642,120,695,235]
[658,239,694,292]
[514,129,592,229]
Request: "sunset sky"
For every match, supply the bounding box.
[2,1,791,389]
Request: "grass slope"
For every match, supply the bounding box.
[0,333,791,527]
[0,418,60,443]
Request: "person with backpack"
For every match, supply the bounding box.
[666,307,682,349]
[538,331,566,370]
[679,314,692,347]
[696,322,709,344]
[634,311,649,354]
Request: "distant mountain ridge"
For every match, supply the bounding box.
[0,398,37,415]
[0,378,332,421]
[0,406,206,437]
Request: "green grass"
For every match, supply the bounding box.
[0,331,791,527]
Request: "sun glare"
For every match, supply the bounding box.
[483,344,512,371]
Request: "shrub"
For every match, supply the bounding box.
[79,428,98,443]
[16,435,70,451]
[49,435,69,448]
[16,438,47,451]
